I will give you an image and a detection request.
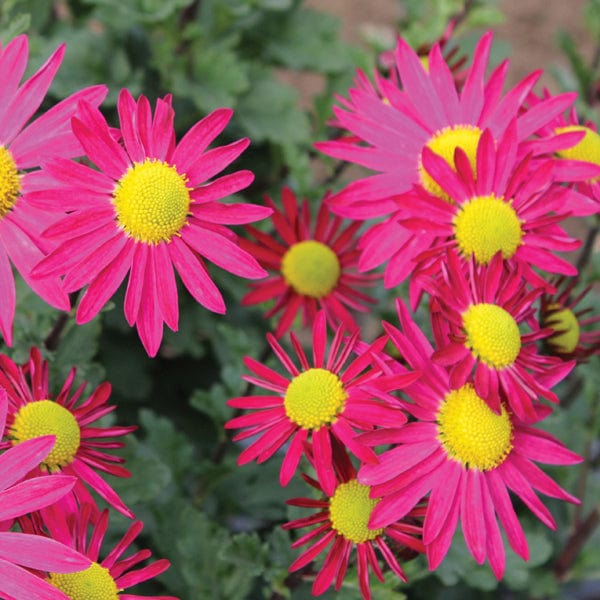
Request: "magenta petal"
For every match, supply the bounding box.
[0,243,15,345]
[423,460,462,544]
[313,427,336,496]
[461,469,487,564]
[0,36,29,109]
[153,244,179,331]
[115,558,171,589]
[0,558,71,600]
[280,429,307,486]
[0,435,55,489]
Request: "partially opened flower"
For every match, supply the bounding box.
[43,504,177,599]
[0,34,107,345]
[392,121,599,290]
[226,310,419,495]
[0,347,135,519]
[240,187,378,337]
[424,252,574,421]
[31,88,271,356]
[358,299,582,579]
[540,276,600,361]
[283,447,424,600]
[0,387,92,600]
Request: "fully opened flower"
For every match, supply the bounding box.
[358,299,582,579]
[424,252,574,421]
[0,387,92,600]
[0,35,107,345]
[0,347,135,518]
[283,448,424,600]
[32,89,271,356]
[43,504,177,599]
[226,310,419,495]
[392,121,599,290]
[540,276,600,362]
[240,187,378,337]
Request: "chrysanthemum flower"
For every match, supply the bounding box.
[317,31,576,212]
[283,447,424,600]
[240,187,378,337]
[0,347,135,518]
[395,121,599,291]
[43,504,177,599]
[540,276,600,361]
[0,35,107,346]
[0,387,92,600]
[423,252,574,421]
[358,299,582,579]
[31,88,271,356]
[225,310,419,495]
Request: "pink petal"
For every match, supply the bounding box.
[0,435,56,490]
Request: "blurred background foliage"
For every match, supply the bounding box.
[0,0,599,598]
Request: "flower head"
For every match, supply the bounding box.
[0,386,92,600]
[0,35,107,345]
[540,276,600,361]
[32,88,272,356]
[0,347,135,519]
[240,187,378,337]
[226,310,418,495]
[424,251,574,421]
[283,447,424,600]
[43,504,177,599]
[358,299,582,579]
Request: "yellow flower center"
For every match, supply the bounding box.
[47,562,119,600]
[463,303,521,369]
[329,479,383,543]
[284,368,347,429]
[113,159,192,244]
[453,194,523,264]
[544,303,580,354]
[0,145,21,218]
[419,124,482,201]
[436,383,513,471]
[555,125,600,181]
[10,400,81,473]
[281,240,341,298]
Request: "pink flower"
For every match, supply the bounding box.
[240,187,378,337]
[0,347,135,519]
[226,310,419,495]
[0,35,107,345]
[358,299,582,579]
[31,88,271,356]
[0,387,91,600]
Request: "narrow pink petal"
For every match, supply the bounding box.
[191,170,255,203]
[191,202,272,225]
[513,429,582,465]
[312,536,345,595]
[0,242,15,345]
[124,243,148,326]
[148,97,175,161]
[153,244,179,331]
[313,427,336,496]
[0,36,29,109]
[423,460,462,544]
[182,223,267,279]
[480,476,505,579]
[280,429,308,486]
[459,31,492,121]
[0,475,76,521]
[115,559,171,590]
[169,237,225,313]
[461,469,487,564]
[426,500,461,570]
[0,435,55,489]
[117,88,145,163]
[0,558,71,600]
[135,255,163,357]
[185,138,250,185]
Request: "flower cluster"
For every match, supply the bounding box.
[226,28,600,599]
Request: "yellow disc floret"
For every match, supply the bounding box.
[463,303,521,369]
[113,159,191,244]
[284,368,347,429]
[47,562,119,600]
[329,479,383,543]
[555,125,600,182]
[436,383,513,471]
[419,124,482,201]
[281,240,341,298]
[10,400,81,472]
[0,145,21,218]
[453,194,523,264]
[544,303,580,354]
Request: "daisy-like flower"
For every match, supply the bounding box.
[31,88,271,357]
[225,310,419,495]
[0,347,135,519]
[0,387,92,600]
[43,503,177,599]
[358,299,582,579]
[540,276,600,361]
[0,35,107,345]
[423,251,574,422]
[240,187,378,337]
[317,31,576,212]
[395,121,599,291]
[283,446,424,600]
